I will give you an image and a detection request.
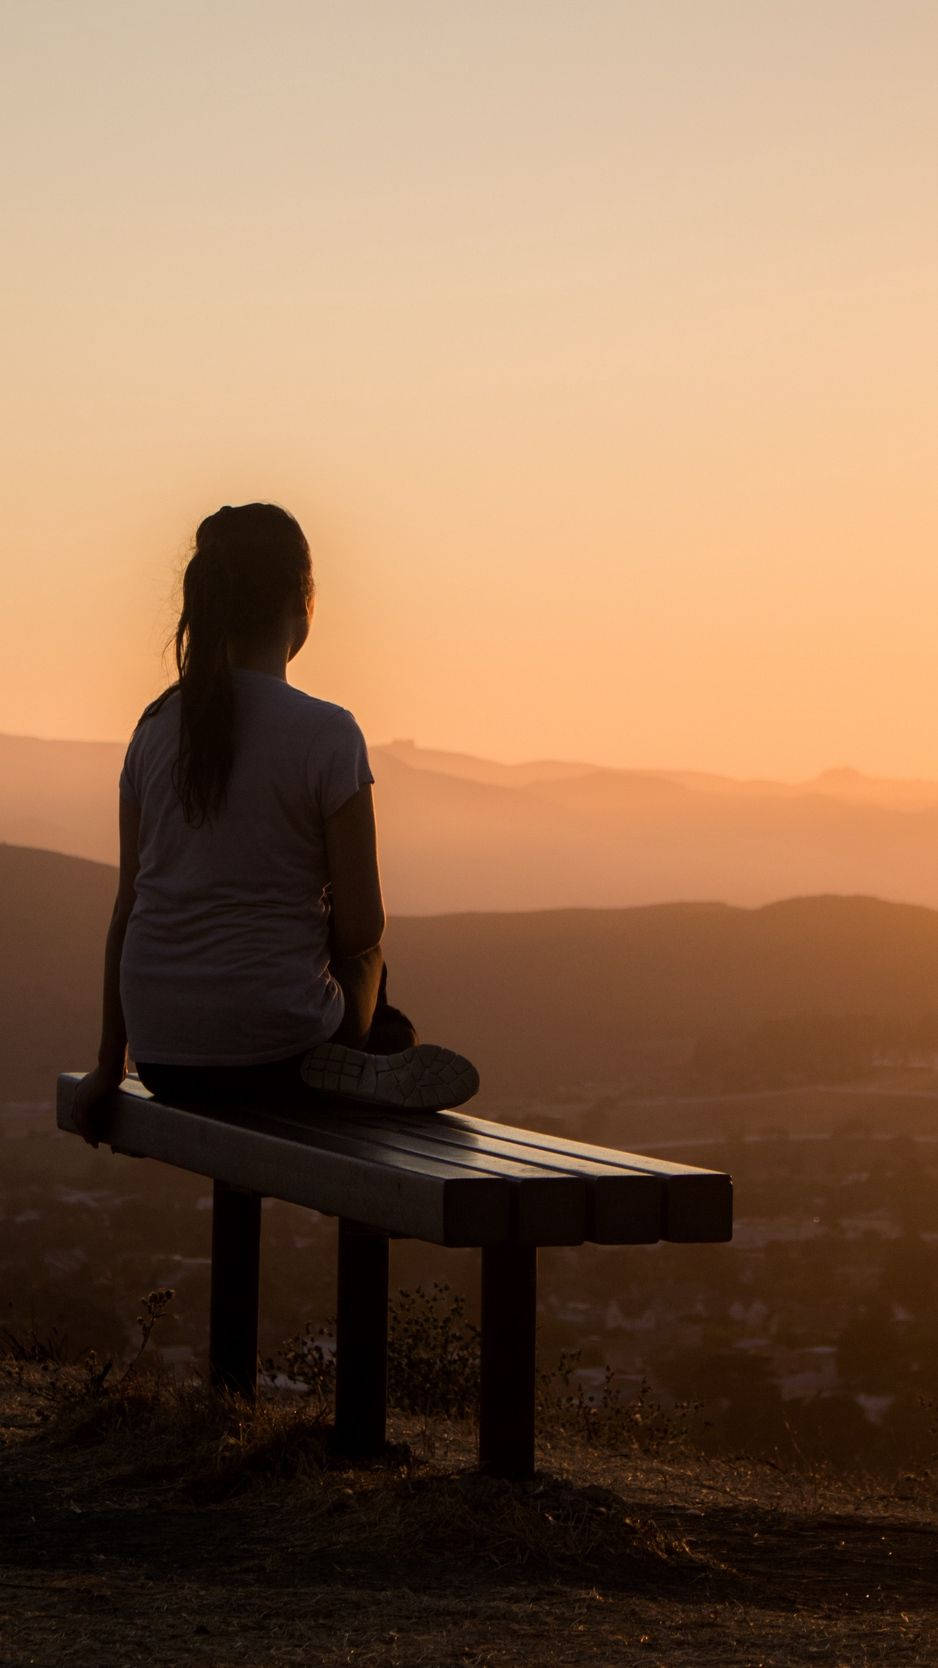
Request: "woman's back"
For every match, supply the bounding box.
[119,670,373,1066]
[70,499,478,1149]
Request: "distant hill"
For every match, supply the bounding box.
[0,735,125,868]
[7,731,938,913]
[378,737,597,787]
[0,846,118,1100]
[6,842,938,1101]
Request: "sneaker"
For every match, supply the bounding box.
[299,1041,480,1112]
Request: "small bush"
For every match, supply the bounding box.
[1,1287,176,1422]
[388,1283,480,1419]
[269,1283,703,1454]
[264,1322,335,1415]
[538,1350,706,1454]
[266,1282,481,1422]
[9,1283,705,1465]
[1,1312,71,1365]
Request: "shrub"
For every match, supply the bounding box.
[265,1281,481,1422]
[269,1283,703,1454]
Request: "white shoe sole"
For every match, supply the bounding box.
[299,1041,480,1112]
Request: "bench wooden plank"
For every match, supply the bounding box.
[310,1108,664,1244]
[298,1110,592,1245]
[56,1075,511,1247]
[423,1110,734,1243]
[57,1075,733,1245]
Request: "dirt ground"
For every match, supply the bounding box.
[1,1367,937,1668]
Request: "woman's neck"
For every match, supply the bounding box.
[227,607,309,678]
[227,641,289,679]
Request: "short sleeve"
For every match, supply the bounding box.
[118,732,140,806]
[313,708,375,820]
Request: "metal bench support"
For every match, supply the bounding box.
[209,1179,262,1398]
[334,1217,390,1457]
[479,1243,538,1479]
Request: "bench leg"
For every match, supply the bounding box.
[209,1180,262,1399]
[334,1218,389,1458]
[479,1244,537,1479]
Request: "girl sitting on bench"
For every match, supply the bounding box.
[72,501,479,1145]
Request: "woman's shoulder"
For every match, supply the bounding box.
[259,683,373,811]
[265,678,363,740]
[133,684,180,728]
[120,686,180,800]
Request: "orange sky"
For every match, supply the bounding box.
[3,3,937,779]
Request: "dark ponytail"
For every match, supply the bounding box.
[172,502,312,826]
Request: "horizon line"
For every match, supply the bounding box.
[0,727,922,790]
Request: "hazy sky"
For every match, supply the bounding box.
[4,2,936,778]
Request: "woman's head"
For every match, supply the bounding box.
[188,502,314,655]
[173,502,313,826]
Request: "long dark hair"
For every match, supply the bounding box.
[171,502,313,826]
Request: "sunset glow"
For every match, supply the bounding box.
[4,2,937,778]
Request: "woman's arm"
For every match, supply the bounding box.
[323,783,385,958]
[72,795,141,1146]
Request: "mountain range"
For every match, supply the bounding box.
[5,730,938,914]
[5,841,938,1102]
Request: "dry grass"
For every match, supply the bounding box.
[2,1357,938,1667]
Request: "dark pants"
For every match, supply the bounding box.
[137,943,419,1112]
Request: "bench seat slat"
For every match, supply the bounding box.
[290,1111,588,1244]
[424,1111,733,1243]
[110,1085,589,1246]
[309,1109,665,1244]
[56,1074,732,1245]
[56,1077,510,1247]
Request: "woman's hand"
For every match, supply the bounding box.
[71,1064,124,1149]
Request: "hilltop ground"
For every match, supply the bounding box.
[1,1364,937,1668]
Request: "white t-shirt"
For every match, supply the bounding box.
[118,670,374,1066]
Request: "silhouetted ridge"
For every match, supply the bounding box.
[11,730,938,913]
[8,842,938,1101]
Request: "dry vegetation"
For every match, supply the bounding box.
[2,1300,937,1668]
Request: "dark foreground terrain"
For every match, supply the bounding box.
[1,1365,936,1668]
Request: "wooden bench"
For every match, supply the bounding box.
[56,1072,732,1478]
